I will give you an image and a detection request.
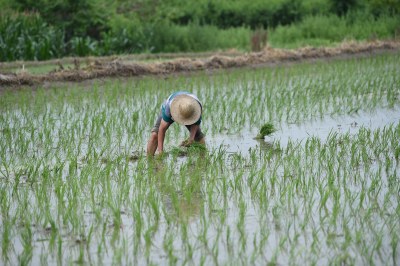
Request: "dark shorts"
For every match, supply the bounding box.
[151,111,205,141]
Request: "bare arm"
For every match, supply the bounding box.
[157,119,171,154]
[189,124,199,141]
[180,124,201,147]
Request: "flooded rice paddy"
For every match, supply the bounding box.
[0,52,399,265]
[216,107,400,154]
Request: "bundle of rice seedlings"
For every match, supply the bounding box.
[254,123,276,139]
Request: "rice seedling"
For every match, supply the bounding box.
[0,52,399,264]
[254,122,276,139]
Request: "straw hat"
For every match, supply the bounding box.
[170,94,202,125]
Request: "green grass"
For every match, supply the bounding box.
[269,13,400,49]
[1,8,399,62]
[10,64,74,75]
[0,52,399,264]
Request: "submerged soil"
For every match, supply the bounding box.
[210,107,400,154]
[1,40,399,88]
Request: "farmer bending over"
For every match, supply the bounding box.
[147,91,205,156]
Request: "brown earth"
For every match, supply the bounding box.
[1,40,399,88]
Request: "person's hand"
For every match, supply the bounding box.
[180,139,194,147]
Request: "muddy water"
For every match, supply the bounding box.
[2,50,400,265]
[137,106,400,265]
[209,106,400,154]
[5,106,400,265]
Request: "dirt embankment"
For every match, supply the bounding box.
[1,40,399,87]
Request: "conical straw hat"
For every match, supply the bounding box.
[170,94,202,125]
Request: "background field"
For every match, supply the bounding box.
[1,52,399,265]
[1,0,400,61]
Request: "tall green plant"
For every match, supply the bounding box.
[11,0,111,40]
[269,12,400,48]
[0,13,65,61]
[329,0,360,15]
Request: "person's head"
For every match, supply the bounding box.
[170,95,202,125]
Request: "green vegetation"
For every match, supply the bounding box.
[270,12,400,48]
[255,123,277,139]
[0,13,64,61]
[0,0,399,61]
[0,52,399,264]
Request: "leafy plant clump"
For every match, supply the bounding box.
[188,142,207,151]
[255,122,276,139]
[170,142,207,157]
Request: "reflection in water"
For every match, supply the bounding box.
[151,153,206,222]
[253,138,274,151]
[209,107,400,154]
